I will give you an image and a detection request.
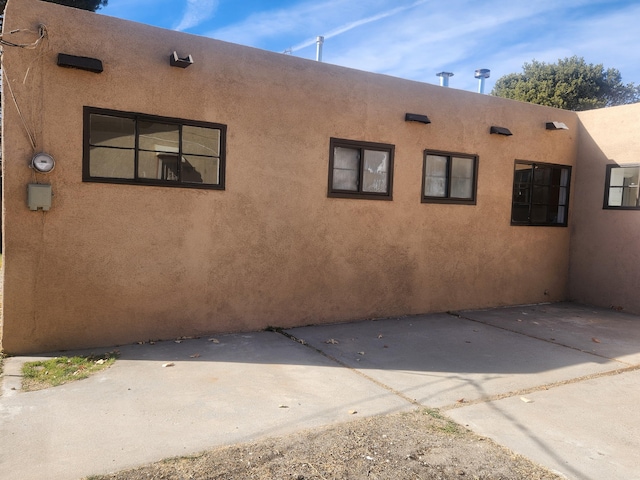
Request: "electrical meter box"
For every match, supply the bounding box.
[27,184,52,211]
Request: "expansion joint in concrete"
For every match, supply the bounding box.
[441,358,640,412]
[447,311,635,366]
[272,328,420,408]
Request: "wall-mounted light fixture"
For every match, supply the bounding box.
[170,51,193,68]
[57,53,103,73]
[546,121,569,130]
[490,126,512,136]
[405,113,431,124]
[31,152,55,173]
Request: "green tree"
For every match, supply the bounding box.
[491,56,640,111]
[0,0,108,12]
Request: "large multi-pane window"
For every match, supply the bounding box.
[328,138,394,200]
[83,107,226,189]
[604,164,640,209]
[511,161,571,226]
[422,150,478,204]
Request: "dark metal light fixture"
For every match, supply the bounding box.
[405,113,431,124]
[170,51,193,68]
[546,121,569,130]
[490,126,512,136]
[57,53,103,73]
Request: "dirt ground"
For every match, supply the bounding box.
[88,408,563,480]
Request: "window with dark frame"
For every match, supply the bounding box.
[422,150,478,204]
[511,161,571,226]
[83,107,226,189]
[328,138,394,200]
[604,164,640,209]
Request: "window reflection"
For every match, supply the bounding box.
[328,139,394,199]
[85,109,225,189]
[511,161,571,225]
[606,165,639,208]
[422,151,477,204]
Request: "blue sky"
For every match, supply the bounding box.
[98,0,640,94]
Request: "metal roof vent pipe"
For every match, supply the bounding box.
[436,72,454,87]
[316,36,324,62]
[475,68,490,94]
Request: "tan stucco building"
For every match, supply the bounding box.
[1,0,638,354]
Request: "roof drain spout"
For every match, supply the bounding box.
[316,36,324,62]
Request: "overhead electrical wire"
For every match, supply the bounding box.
[0,24,49,152]
[0,24,47,49]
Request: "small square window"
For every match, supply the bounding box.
[511,161,571,226]
[422,150,478,204]
[604,164,640,209]
[328,138,394,200]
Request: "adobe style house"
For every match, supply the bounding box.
[1,0,638,354]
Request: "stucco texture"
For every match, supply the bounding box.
[571,104,640,314]
[2,0,579,353]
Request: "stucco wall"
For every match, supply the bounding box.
[570,104,640,314]
[1,0,578,353]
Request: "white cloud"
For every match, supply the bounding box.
[308,0,638,92]
[175,0,219,32]
[290,0,428,52]
[321,3,563,87]
[205,0,640,93]
[207,0,374,48]
[558,3,640,83]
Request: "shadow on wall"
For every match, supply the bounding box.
[569,119,640,314]
[1,165,2,252]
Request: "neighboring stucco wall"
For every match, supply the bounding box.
[570,103,640,314]
[1,0,578,353]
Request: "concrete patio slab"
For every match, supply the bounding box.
[285,311,628,408]
[447,368,640,480]
[1,303,639,480]
[0,331,412,480]
[456,302,640,365]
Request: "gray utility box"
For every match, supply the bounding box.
[27,184,52,211]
